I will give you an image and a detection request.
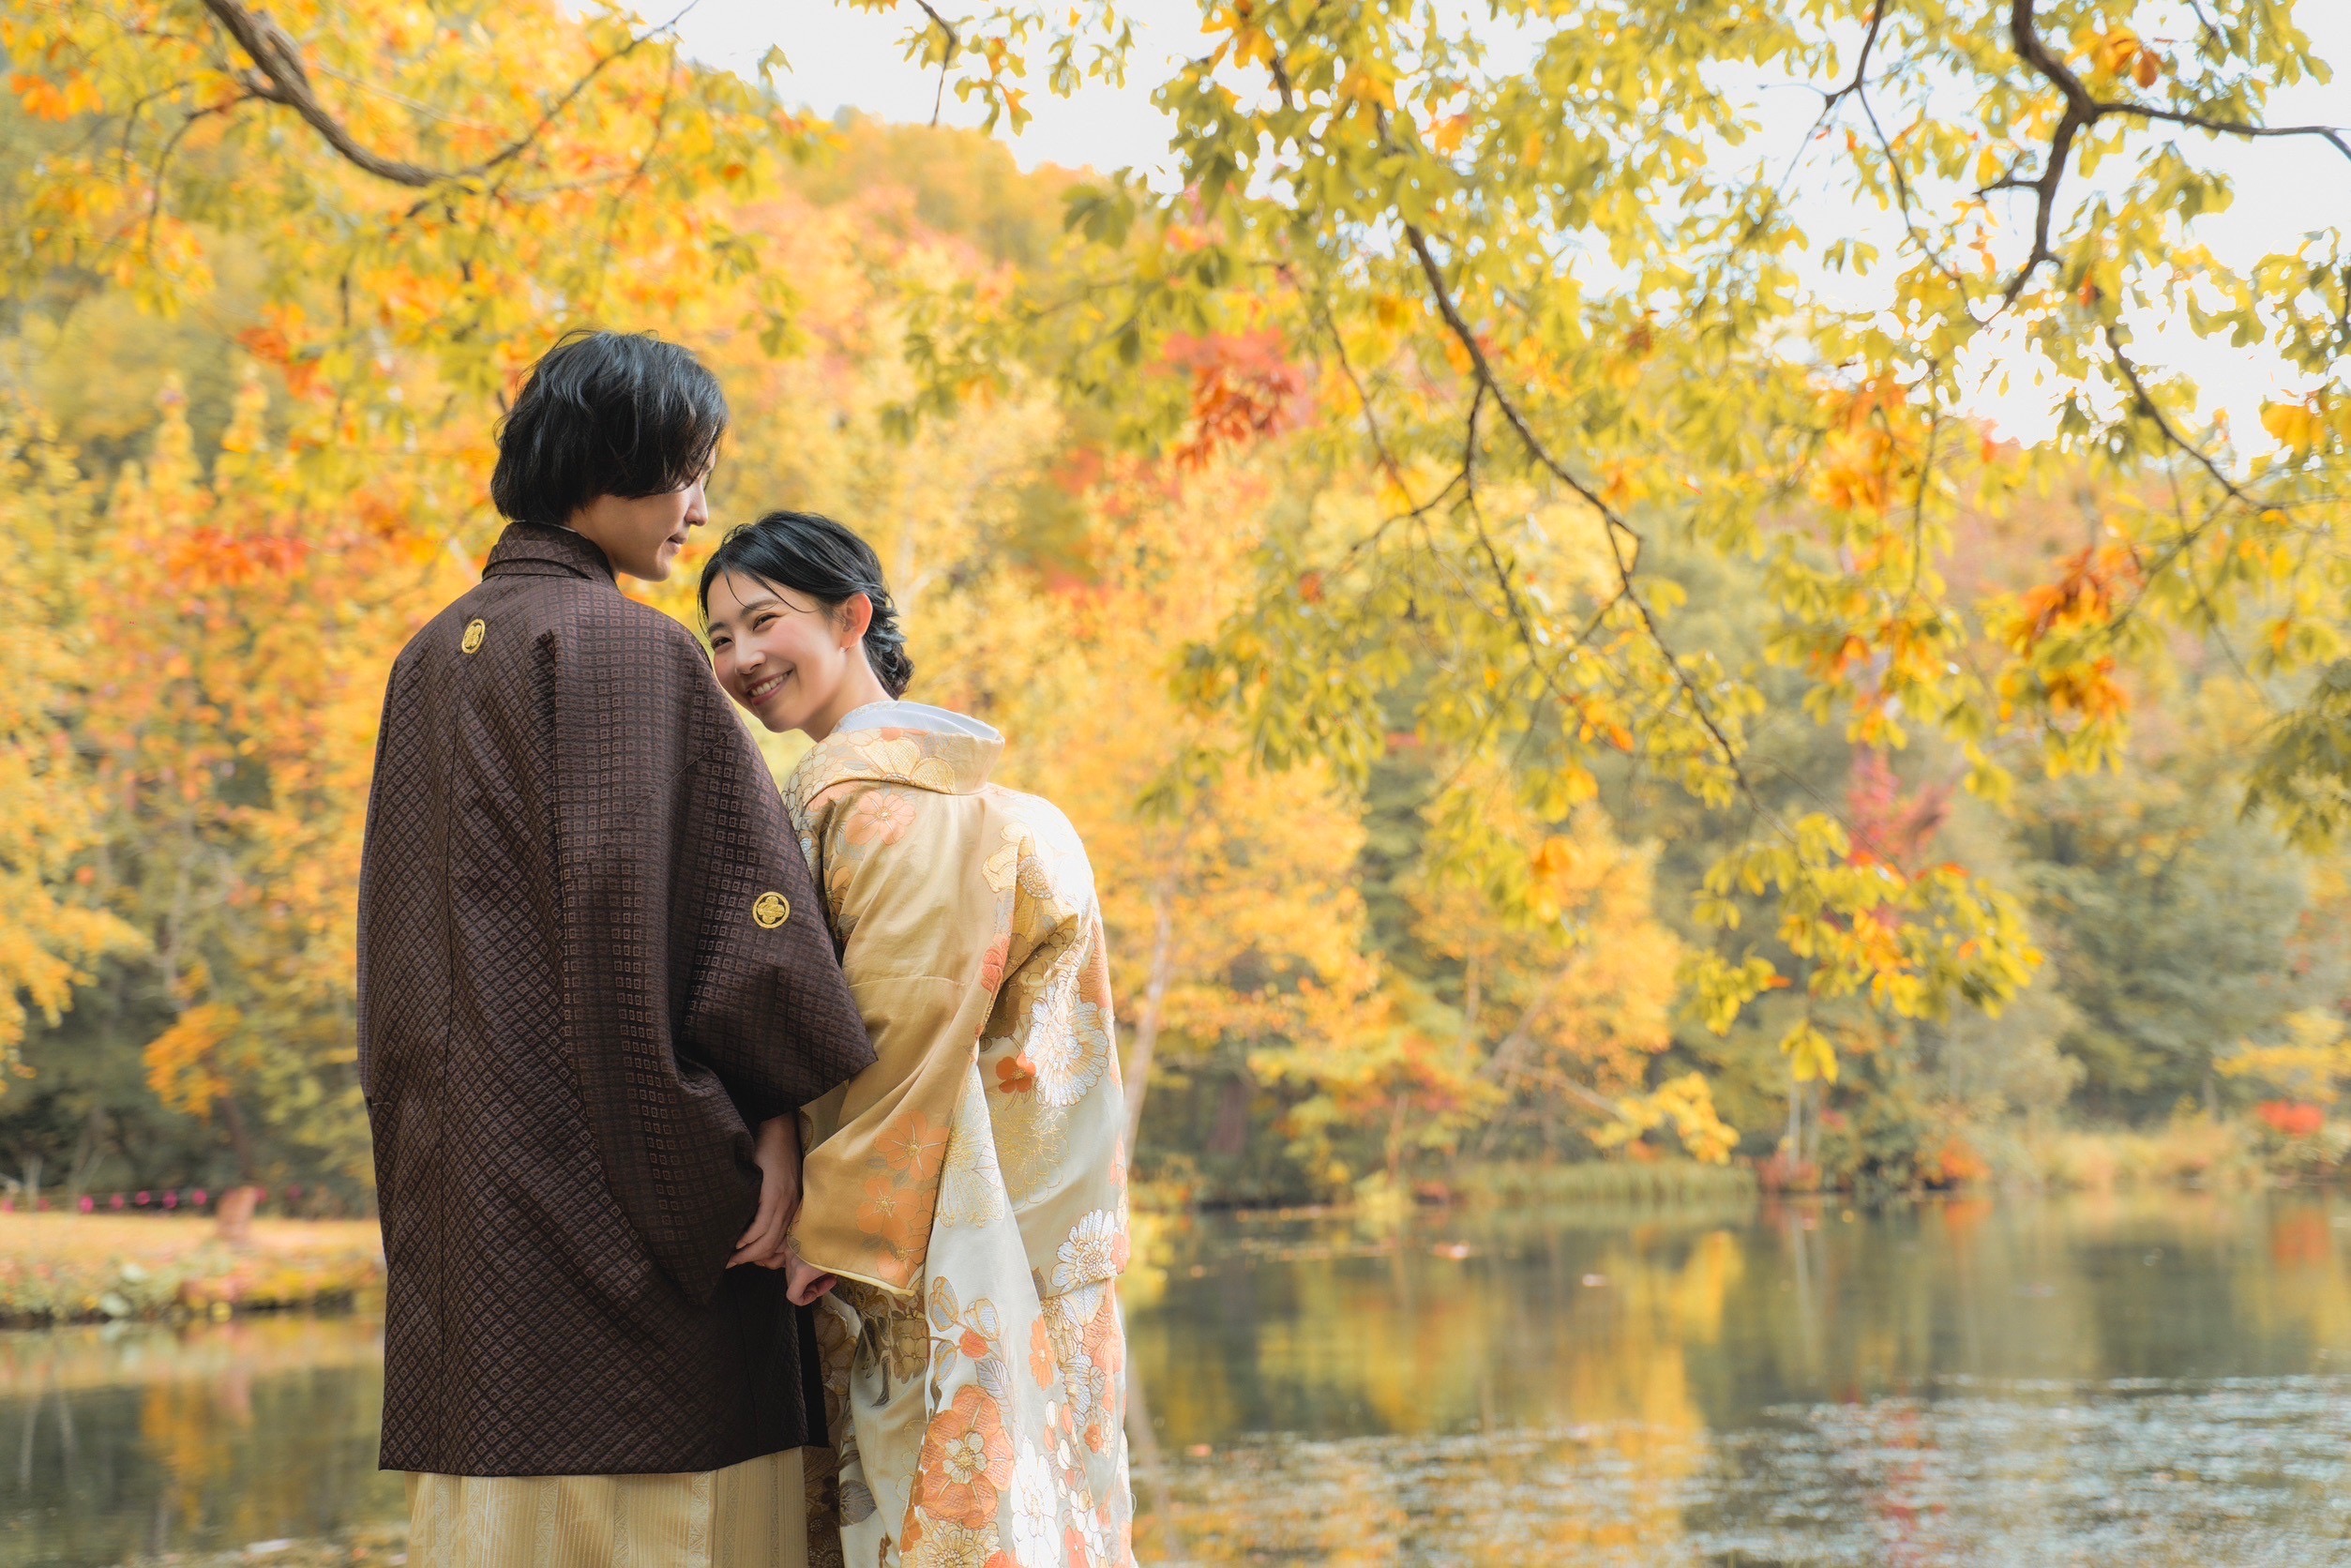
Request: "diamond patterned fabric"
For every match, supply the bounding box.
[356,522,877,1477]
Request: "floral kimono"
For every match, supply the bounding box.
[785,701,1133,1568]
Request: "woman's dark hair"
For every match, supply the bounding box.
[699,511,914,698]
[490,330,727,527]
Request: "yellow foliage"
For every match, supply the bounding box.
[143,1003,243,1117]
[1782,1020,1839,1085]
[0,403,142,1069]
[2086,28,2161,86]
[1593,1073,1740,1165]
[2218,1010,2351,1105]
[2263,400,2323,452]
[23,0,2336,1190]
[1338,62,1397,112]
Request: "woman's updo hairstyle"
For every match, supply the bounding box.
[698,510,913,698]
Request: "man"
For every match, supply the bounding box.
[356,331,875,1565]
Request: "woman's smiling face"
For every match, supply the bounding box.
[704,568,864,736]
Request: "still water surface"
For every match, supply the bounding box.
[2,1195,2347,1565]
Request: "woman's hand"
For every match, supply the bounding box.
[784,1242,837,1306]
[729,1114,801,1269]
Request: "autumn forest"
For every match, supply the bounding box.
[3,0,2349,1213]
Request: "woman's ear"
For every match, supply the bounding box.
[837,591,876,648]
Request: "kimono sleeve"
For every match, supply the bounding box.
[980,843,1129,1296]
[673,716,878,1126]
[789,781,1004,1296]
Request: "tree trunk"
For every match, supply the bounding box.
[218,1094,260,1185]
[1473,959,1611,1158]
[1461,952,1480,1042]
[1121,876,1178,1161]
[1386,1090,1408,1188]
[65,1103,106,1201]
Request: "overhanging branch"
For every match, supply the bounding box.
[1401,222,1758,797]
[909,0,960,128]
[2001,0,2349,301]
[197,0,668,188]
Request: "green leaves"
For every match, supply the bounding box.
[2245,660,2351,852]
[762,0,2350,1091]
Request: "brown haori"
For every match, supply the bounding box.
[356,521,876,1477]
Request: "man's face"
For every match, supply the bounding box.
[565,475,710,580]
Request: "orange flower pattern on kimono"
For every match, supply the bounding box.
[785,703,1133,1568]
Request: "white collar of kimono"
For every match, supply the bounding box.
[834,701,1002,744]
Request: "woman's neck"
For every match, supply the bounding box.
[803,657,894,743]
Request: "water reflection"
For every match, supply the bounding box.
[1126,1194,2351,1563]
[0,1317,395,1566]
[0,1197,2344,1564]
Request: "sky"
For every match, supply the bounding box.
[675,1,2351,447]
[676,0,1211,176]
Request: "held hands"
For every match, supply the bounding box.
[728,1114,840,1305]
[729,1114,802,1270]
[784,1241,837,1306]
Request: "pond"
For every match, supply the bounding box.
[1,1194,2347,1565]
[0,1316,394,1564]
[1128,1192,2351,1564]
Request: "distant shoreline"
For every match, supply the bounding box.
[0,1213,383,1326]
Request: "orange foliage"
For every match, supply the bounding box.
[1168,332,1309,470]
[2002,544,2141,653]
[2256,1101,2325,1138]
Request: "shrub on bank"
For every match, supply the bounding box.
[1440,1159,1758,1208]
[2001,1113,2350,1192]
[0,1214,383,1325]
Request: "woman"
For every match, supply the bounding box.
[701,512,1133,1568]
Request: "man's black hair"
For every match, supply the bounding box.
[490,330,728,528]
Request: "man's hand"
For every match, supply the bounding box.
[784,1243,837,1306]
[729,1114,801,1269]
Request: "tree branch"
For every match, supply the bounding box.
[196,0,670,188]
[2001,0,2350,301]
[142,97,251,253]
[2102,326,2268,512]
[1822,0,1887,116]
[2097,324,2294,638]
[1774,0,1885,204]
[2117,101,2351,162]
[1402,221,1757,796]
[910,0,960,128]
[1857,89,1967,291]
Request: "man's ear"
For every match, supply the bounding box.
[839,592,875,646]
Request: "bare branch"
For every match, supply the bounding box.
[2117,101,2351,162]
[2096,325,2298,641]
[1991,0,2099,305]
[1459,385,1602,704]
[1774,0,1886,204]
[1856,90,1968,291]
[2103,324,2273,516]
[1822,0,1888,116]
[1401,225,1628,538]
[142,97,251,253]
[2001,0,2350,301]
[196,0,669,188]
[910,0,960,128]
